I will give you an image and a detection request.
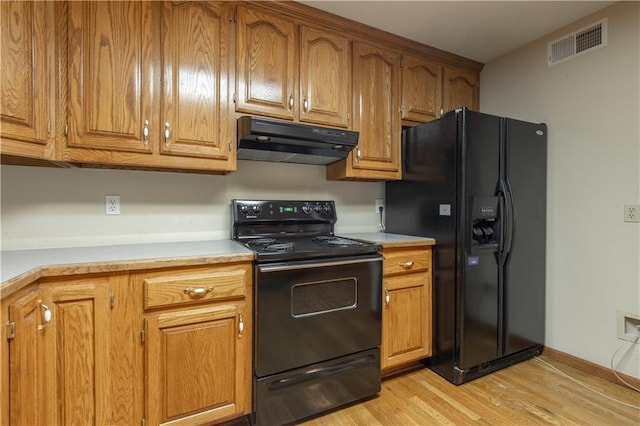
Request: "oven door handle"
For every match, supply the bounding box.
[258,256,381,273]
[266,353,378,391]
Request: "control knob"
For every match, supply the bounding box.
[302,203,312,214]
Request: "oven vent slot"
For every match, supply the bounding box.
[547,18,607,67]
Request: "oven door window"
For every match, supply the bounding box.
[291,278,357,317]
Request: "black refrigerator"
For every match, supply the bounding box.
[386,108,546,385]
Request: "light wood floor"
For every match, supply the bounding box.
[300,356,640,425]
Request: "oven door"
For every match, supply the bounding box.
[255,254,382,378]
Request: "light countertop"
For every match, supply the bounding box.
[1,240,253,297]
[1,234,435,297]
[343,232,436,248]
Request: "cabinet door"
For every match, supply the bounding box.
[443,67,478,113]
[8,290,53,425]
[146,303,250,425]
[381,273,431,371]
[160,1,231,161]
[350,42,401,178]
[65,1,156,154]
[42,278,112,425]
[1,1,55,159]
[401,54,442,124]
[299,26,351,128]
[236,6,297,120]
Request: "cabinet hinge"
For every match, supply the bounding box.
[231,10,237,23]
[232,92,236,104]
[109,294,115,309]
[47,121,51,135]
[399,105,404,113]
[141,329,145,343]
[142,417,146,426]
[400,57,404,67]
[6,321,15,340]
[64,123,69,136]
[228,140,232,152]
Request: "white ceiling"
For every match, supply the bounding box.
[298,1,615,63]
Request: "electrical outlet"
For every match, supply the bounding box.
[624,204,640,222]
[105,195,120,215]
[375,199,384,214]
[617,310,640,343]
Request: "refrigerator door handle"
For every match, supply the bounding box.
[497,179,512,266]
[504,180,517,256]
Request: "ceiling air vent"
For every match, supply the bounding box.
[548,18,607,67]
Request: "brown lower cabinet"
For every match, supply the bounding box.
[1,262,252,425]
[381,245,433,373]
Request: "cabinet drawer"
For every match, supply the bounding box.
[384,271,429,291]
[383,248,431,276]
[144,267,248,310]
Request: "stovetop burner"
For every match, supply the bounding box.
[314,236,363,247]
[232,200,381,262]
[264,242,295,252]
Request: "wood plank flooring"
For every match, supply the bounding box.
[300,356,640,425]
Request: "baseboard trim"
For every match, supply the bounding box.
[542,346,640,390]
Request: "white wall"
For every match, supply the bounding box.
[0,161,383,249]
[480,2,639,378]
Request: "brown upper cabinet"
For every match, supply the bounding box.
[442,66,479,115]
[235,5,351,128]
[0,1,56,162]
[60,1,234,172]
[401,54,479,125]
[327,42,402,181]
[0,0,481,177]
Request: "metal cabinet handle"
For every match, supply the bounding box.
[164,122,170,147]
[37,303,51,330]
[183,287,213,297]
[356,148,361,161]
[384,289,390,307]
[303,98,308,113]
[143,120,149,146]
[238,313,244,338]
[399,261,414,269]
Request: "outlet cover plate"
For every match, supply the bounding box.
[624,204,639,222]
[617,310,640,342]
[106,195,120,215]
[375,199,384,214]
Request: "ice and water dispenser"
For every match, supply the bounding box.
[469,197,500,251]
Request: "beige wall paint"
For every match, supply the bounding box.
[480,2,639,378]
[0,161,384,249]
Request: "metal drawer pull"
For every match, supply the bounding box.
[183,286,213,297]
[399,261,414,269]
[37,303,51,330]
[288,95,294,110]
[384,289,390,307]
[238,313,244,338]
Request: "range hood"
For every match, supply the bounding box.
[237,116,358,165]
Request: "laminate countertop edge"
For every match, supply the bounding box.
[343,232,436,248]
[1,240,254,299]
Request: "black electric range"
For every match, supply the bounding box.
[231,199,380,262]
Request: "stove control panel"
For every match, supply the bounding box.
[232,200,336,222]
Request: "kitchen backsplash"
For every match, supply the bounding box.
[0,161,384,250]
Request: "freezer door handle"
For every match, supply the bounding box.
[497,179,514,266]
[505,179,517,256]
